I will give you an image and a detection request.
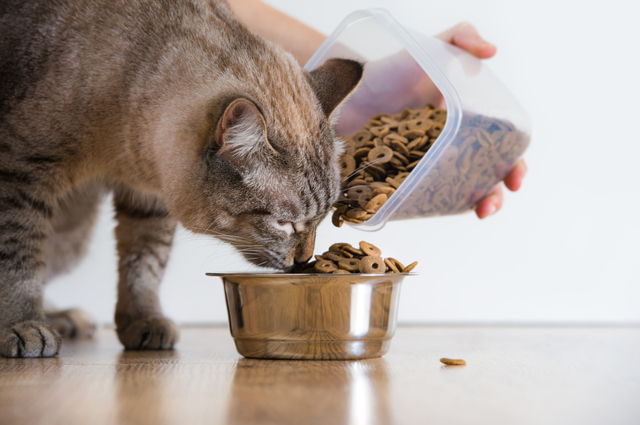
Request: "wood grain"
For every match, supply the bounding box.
[0,326,639,425]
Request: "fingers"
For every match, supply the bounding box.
[436,22,497,59]
[504,159,527,192]
[475,160,527,219]
[475,185,503,219]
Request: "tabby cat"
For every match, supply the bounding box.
[0,0,363,357]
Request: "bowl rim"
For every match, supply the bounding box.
[205,272,418,277]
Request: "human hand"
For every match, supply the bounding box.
[436,22,527,218]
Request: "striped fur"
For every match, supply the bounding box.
[0,0,362,357]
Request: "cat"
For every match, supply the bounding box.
[0,0,363,357]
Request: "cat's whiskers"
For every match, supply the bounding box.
[201,217,221,240]
[191,227,253,243]
[188,227,263,250]
[341,156,388,183]
[199,249,270,272]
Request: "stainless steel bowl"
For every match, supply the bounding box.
[207,272,415,360]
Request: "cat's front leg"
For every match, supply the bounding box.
[0,187,61,357]
[113,189,179,350]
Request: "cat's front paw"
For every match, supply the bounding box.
[46,308,97,339]
[0,320,62,358]
[117,316,179,350]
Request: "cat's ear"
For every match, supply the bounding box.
[306,58,364,117]
[214,98,274,167]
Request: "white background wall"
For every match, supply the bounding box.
[46,0,640,324]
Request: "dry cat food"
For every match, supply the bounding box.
[334,104,445,226]
[290,241,417,274]
[333,105,529,226]
[440,357,466,366]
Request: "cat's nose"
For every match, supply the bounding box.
[294,257,311,267]
[294,231,316,263]
[294,247,313,264]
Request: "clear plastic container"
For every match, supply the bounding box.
[304,9,532,231]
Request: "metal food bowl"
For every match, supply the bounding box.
[207,272,415,360]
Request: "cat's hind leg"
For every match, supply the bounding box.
[44,302,97,339]
[112,187,179,350]
[44,183,104,339]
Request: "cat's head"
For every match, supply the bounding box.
[168,58,363,269]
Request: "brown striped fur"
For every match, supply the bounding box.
[0,0,362,357]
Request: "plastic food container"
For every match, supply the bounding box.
[305,9,532,231]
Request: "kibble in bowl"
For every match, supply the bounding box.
[290,240,417,275]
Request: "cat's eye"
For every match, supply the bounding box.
[275,221,295,235]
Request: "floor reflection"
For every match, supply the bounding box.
[114,350,181,425]
[348,362,374,425]
[0,357,63,424]
[226,357,393,425]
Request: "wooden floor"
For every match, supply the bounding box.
[0,326,639,425]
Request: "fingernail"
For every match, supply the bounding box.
[486,203,497,216]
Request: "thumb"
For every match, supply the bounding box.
[436,22,497,59]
